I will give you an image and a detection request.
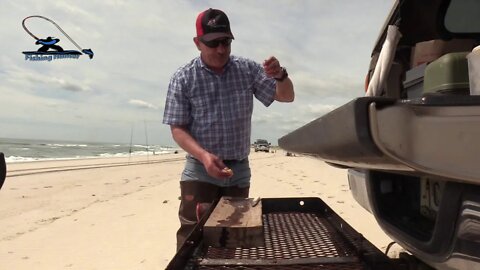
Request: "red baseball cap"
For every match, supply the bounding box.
[196,8,234,42]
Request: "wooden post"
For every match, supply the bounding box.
[203,197,264,248]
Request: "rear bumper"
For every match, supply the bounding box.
[255,145,270,152]
[279,96,480,184]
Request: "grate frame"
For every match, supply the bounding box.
[168,197,394,270]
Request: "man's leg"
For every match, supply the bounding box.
[176,181,220,251]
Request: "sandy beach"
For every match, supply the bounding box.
[0,151,401,269]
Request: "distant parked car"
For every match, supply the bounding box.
[254,139,270,152]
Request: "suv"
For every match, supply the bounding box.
[254,139,270,152]
[280,1,480,269]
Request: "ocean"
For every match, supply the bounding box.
[0,137,178,163]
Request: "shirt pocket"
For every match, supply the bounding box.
[190,97,211,121]
[232,84,253,118]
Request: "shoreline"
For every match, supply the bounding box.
[4,150,181,164]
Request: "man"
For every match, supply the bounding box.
[163,8,294,250]
[35,36,64,52]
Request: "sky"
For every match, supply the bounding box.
[0,0,393,146]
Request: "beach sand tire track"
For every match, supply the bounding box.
[7,157,184,177]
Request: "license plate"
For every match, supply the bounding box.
[420,177,445,220]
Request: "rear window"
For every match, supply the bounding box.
[444,0,480,34]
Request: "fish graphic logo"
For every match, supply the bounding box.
[22,15,94,61]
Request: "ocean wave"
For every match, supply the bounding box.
[47,144,89,147]
[5,155,77,163]
[1,138,179,163]
[5,150,177,163]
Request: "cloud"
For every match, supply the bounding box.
[6,68,91,93]
[294,72,358,96]
[48,77,89,92]
[128,99,158,110]
[254,103,337,130]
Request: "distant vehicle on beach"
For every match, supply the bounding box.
[253,139,270,152]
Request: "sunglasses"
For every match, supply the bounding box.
[201,38,233,48]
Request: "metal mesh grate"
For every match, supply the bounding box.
[197,264,364,270]
[195,212,365,270]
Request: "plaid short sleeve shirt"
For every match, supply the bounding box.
[163,55,276,160]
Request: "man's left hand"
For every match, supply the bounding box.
[263,56,284,79]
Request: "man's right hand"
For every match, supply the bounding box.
[200,152,234,180]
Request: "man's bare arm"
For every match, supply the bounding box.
[170,125,208,161]
[274,77,294,102]
[170,125,232,179]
